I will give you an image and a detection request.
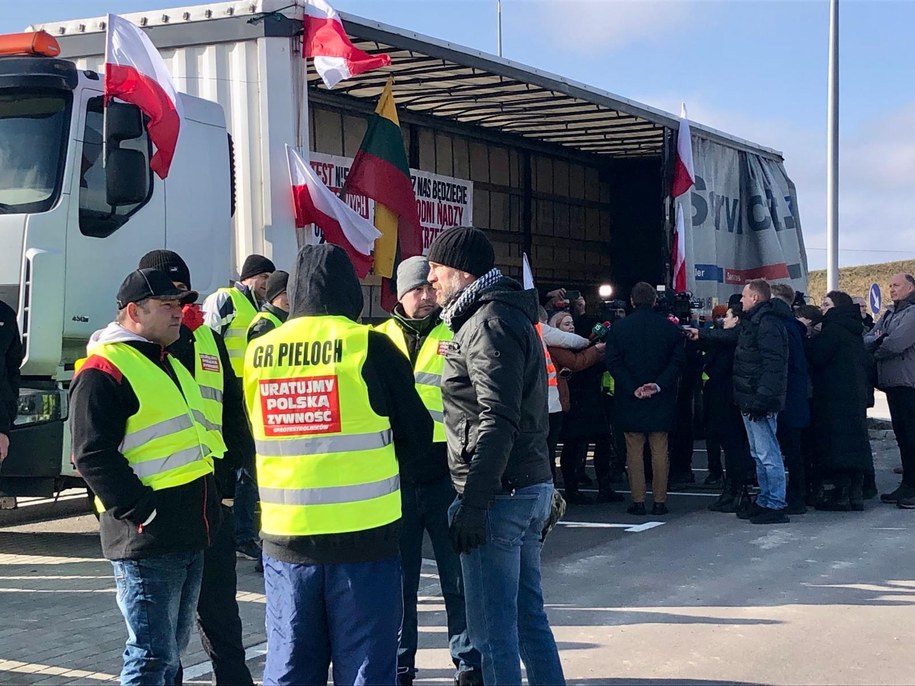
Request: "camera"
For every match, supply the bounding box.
[792,291,807,311]
[655,285,701,325]
[597,298,627,325]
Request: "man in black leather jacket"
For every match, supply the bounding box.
[427,226,564,686]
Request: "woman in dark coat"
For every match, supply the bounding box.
[697,306,755,512]
[806,290,874,511]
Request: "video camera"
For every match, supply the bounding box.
[792,291,807,311]
[655,285,702,325]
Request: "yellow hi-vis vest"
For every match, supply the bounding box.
[375,318,450,443]
[219,286,258,377]
[247,310,283,340]
[87,344,215,507]
[192,325,227,458]
[244,315,400,537]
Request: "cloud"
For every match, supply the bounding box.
[531,0,694,53]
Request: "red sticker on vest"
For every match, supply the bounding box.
[437,341,450,355]
[259,375,341,436]
[199,353,220,373]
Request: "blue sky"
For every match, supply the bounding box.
[7,0,914,270]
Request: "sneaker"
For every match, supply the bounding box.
[750,507,790,525]
[897,495,915,510]
[626,502,646,516]
[737,502,765,520]
[708,493,736,513]
[785,502,807,515]
[651,502,669,515]
[236,539,262,560]
[880,484,915,504]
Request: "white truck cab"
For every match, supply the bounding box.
[0,32,232,497]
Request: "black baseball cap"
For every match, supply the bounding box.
[116,268,198,310]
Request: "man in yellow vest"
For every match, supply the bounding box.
[248,270,289,343]
[70,268,222,686]
[244,244,432,686]
[203,253,275,558]
[138,250,255,686]
[376,256,482,686]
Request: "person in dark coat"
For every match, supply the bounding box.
[605,282,685,516]
[807,291,874,511]
[770,284,812,515]
[0,299,23,463]
[687,307,755,513]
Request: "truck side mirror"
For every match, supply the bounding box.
[106,102,144,143]
[106,149,149,206]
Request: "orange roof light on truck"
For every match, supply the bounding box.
[0,31,61,58]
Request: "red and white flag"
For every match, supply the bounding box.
[672,103,694,198]
[105,14,182,179]
[303,0,391,89]
[286,145,381,278]
[672,203,687,292]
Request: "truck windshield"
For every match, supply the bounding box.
[0,91,70,214]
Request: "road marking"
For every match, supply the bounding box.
[183,642,268,680]
[557,521,665,533]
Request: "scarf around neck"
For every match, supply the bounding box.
[440,267,503,330]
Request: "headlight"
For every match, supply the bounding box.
[15,389,63,426]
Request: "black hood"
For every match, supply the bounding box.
[824,303,865,336]
[746,298,778,322]
[475,278,540,324]
[287,244,364,321]
[769,297,805,334]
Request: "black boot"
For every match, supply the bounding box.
[708,479,735,512]
[733,485,755,518]
[596,478,624,503]
[819,477,851,511]
[849,473,865,511]
[563,488,594,505]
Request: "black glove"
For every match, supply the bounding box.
[449,503,488,555]
[744,408,769,422]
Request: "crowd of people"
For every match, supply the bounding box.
[541,272,915,524]
[3,224,914,686]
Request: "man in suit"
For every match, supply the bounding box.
[604,282,685,516]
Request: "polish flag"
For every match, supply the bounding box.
[672,103,694,198]
[522,252,535,290]
[105,14,182,179]
[304,0,391,89]
[286,146,381,278]
[672,203,687,292]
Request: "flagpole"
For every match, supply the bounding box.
[102,14,111,169]
[826,0,839,291]
[496,0,503,57]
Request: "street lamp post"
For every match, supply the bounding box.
[826,0,839,291]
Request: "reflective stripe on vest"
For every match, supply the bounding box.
[248,310,283,340]
[88,344,214,502]
[244,316,400,537]
[535,323,558,388]
[375,318,450,443]
[192,325,227,458]
[219,287,258,376]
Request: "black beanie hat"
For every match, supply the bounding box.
[265,270,289,304]
[138,249,192,289]
[240,254,276,281]
[426,226,495,278]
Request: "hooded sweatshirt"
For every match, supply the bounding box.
[70,323,220,561]
[255,245,432,565]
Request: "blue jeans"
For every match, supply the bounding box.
[742,413,787,509]
[399,476,480,679]
[263,553,403,686]
[111,551,204,686]
[234,466,259,546]
[450,482,565,686]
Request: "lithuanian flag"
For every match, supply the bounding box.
[343,78,421,279]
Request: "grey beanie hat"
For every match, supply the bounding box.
[396,256,431,301]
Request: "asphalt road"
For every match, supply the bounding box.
[1,436,911,685]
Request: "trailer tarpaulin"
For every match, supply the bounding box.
[682,136,807,312]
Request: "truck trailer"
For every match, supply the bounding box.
[0,0,806,499]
